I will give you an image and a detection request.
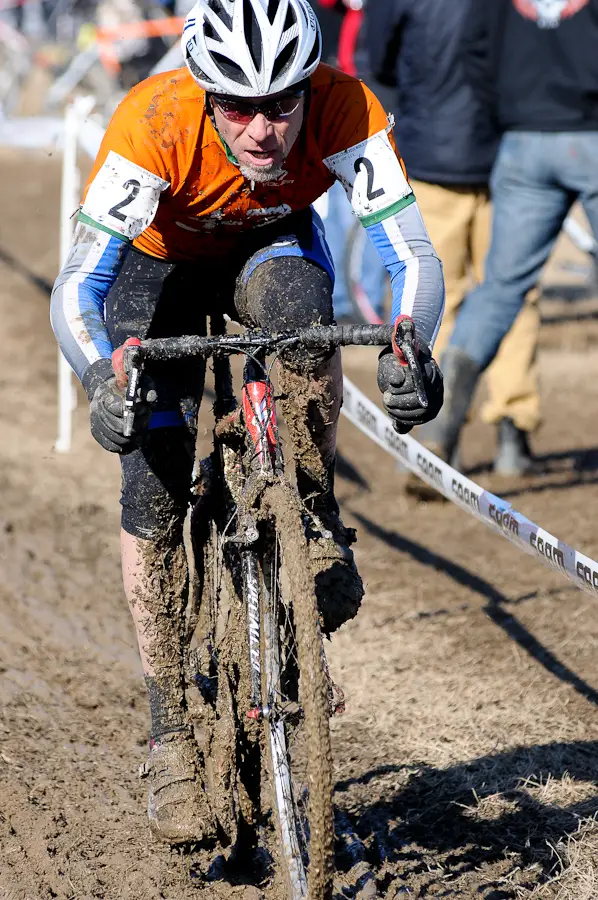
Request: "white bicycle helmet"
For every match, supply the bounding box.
[182,0,322,97]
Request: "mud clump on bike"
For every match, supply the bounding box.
[277,358,338,493]
[277,365,364,635]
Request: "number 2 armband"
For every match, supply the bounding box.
[323,128,415,227]
[79,150,170,241]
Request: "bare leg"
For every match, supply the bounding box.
[121,527,188,735]
[122,526,214,841]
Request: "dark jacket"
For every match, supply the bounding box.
[463,0,598,133]
[366,0,499,185]
[315,1,343,66]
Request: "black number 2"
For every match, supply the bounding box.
[108,178,141,222]
[354,157,385,201]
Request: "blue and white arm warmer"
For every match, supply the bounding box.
[365,199,445,350]
[50,222,130,395]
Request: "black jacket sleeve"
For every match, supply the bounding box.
[365,0,405,87]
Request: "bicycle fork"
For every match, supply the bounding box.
[240,353,281,720]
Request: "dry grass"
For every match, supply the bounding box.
[517,817,598,899]
[333,739,598,897]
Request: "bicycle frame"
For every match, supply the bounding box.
[121,318,406,723]
[240,352,281,718]
[202,337,286,721]
[241,354,281,476]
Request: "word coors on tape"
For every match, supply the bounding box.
[341,376,598,599]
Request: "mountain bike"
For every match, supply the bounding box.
[122,319,413,900]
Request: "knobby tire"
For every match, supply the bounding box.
[260,481,334,900]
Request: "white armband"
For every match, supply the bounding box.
[80,150,169,240]
[323,129,414,228]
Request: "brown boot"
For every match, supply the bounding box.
[139,728,214,844]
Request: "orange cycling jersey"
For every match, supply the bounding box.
[80,63,413,262]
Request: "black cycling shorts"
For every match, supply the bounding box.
[107,209,335,540]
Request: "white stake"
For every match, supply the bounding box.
[55,96,95,453]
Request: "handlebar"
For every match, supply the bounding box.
[121,321,428,437]
[133,323,394,362]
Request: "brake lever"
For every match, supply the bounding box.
[392,316,428,409]
[122,341,143,438]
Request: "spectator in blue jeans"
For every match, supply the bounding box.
[422,0,598,465]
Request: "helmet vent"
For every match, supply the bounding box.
[243,0,263,71]
[266,0,279,24]
[188,55,210,83]
[304,28,320,69]
[272,36,297,81]
[212,51,252,87]
[204,20,220,41]
[207,0,232,29]
[283,5,296,31]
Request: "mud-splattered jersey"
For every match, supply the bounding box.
[52,62,444,390]
[80,63,413,260]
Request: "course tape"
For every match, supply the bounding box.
[341,376,598,598]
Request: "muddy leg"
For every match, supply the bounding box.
[236,253,342,499]
[235,253,363,632]
[121,526,188,736]
[119,429,214,843]
[278,349,342,506]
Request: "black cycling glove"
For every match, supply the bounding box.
[89,376,135,453]
[377,344,443,434]
[84,356,153,454]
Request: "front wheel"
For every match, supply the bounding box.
[259,481,334,900]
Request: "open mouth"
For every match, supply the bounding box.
[244,149,276,165]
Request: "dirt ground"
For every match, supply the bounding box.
[1,150,598,900]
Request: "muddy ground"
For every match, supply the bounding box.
[1,150,598,899]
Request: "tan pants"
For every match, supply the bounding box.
[412,180,541,432]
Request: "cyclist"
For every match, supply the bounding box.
[51,0,444,844]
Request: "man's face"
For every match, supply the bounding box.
[211,92,305,183]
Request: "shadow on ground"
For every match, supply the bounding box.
[354,511,598,708]
[337,741,598,898]
[461,445,598,500]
